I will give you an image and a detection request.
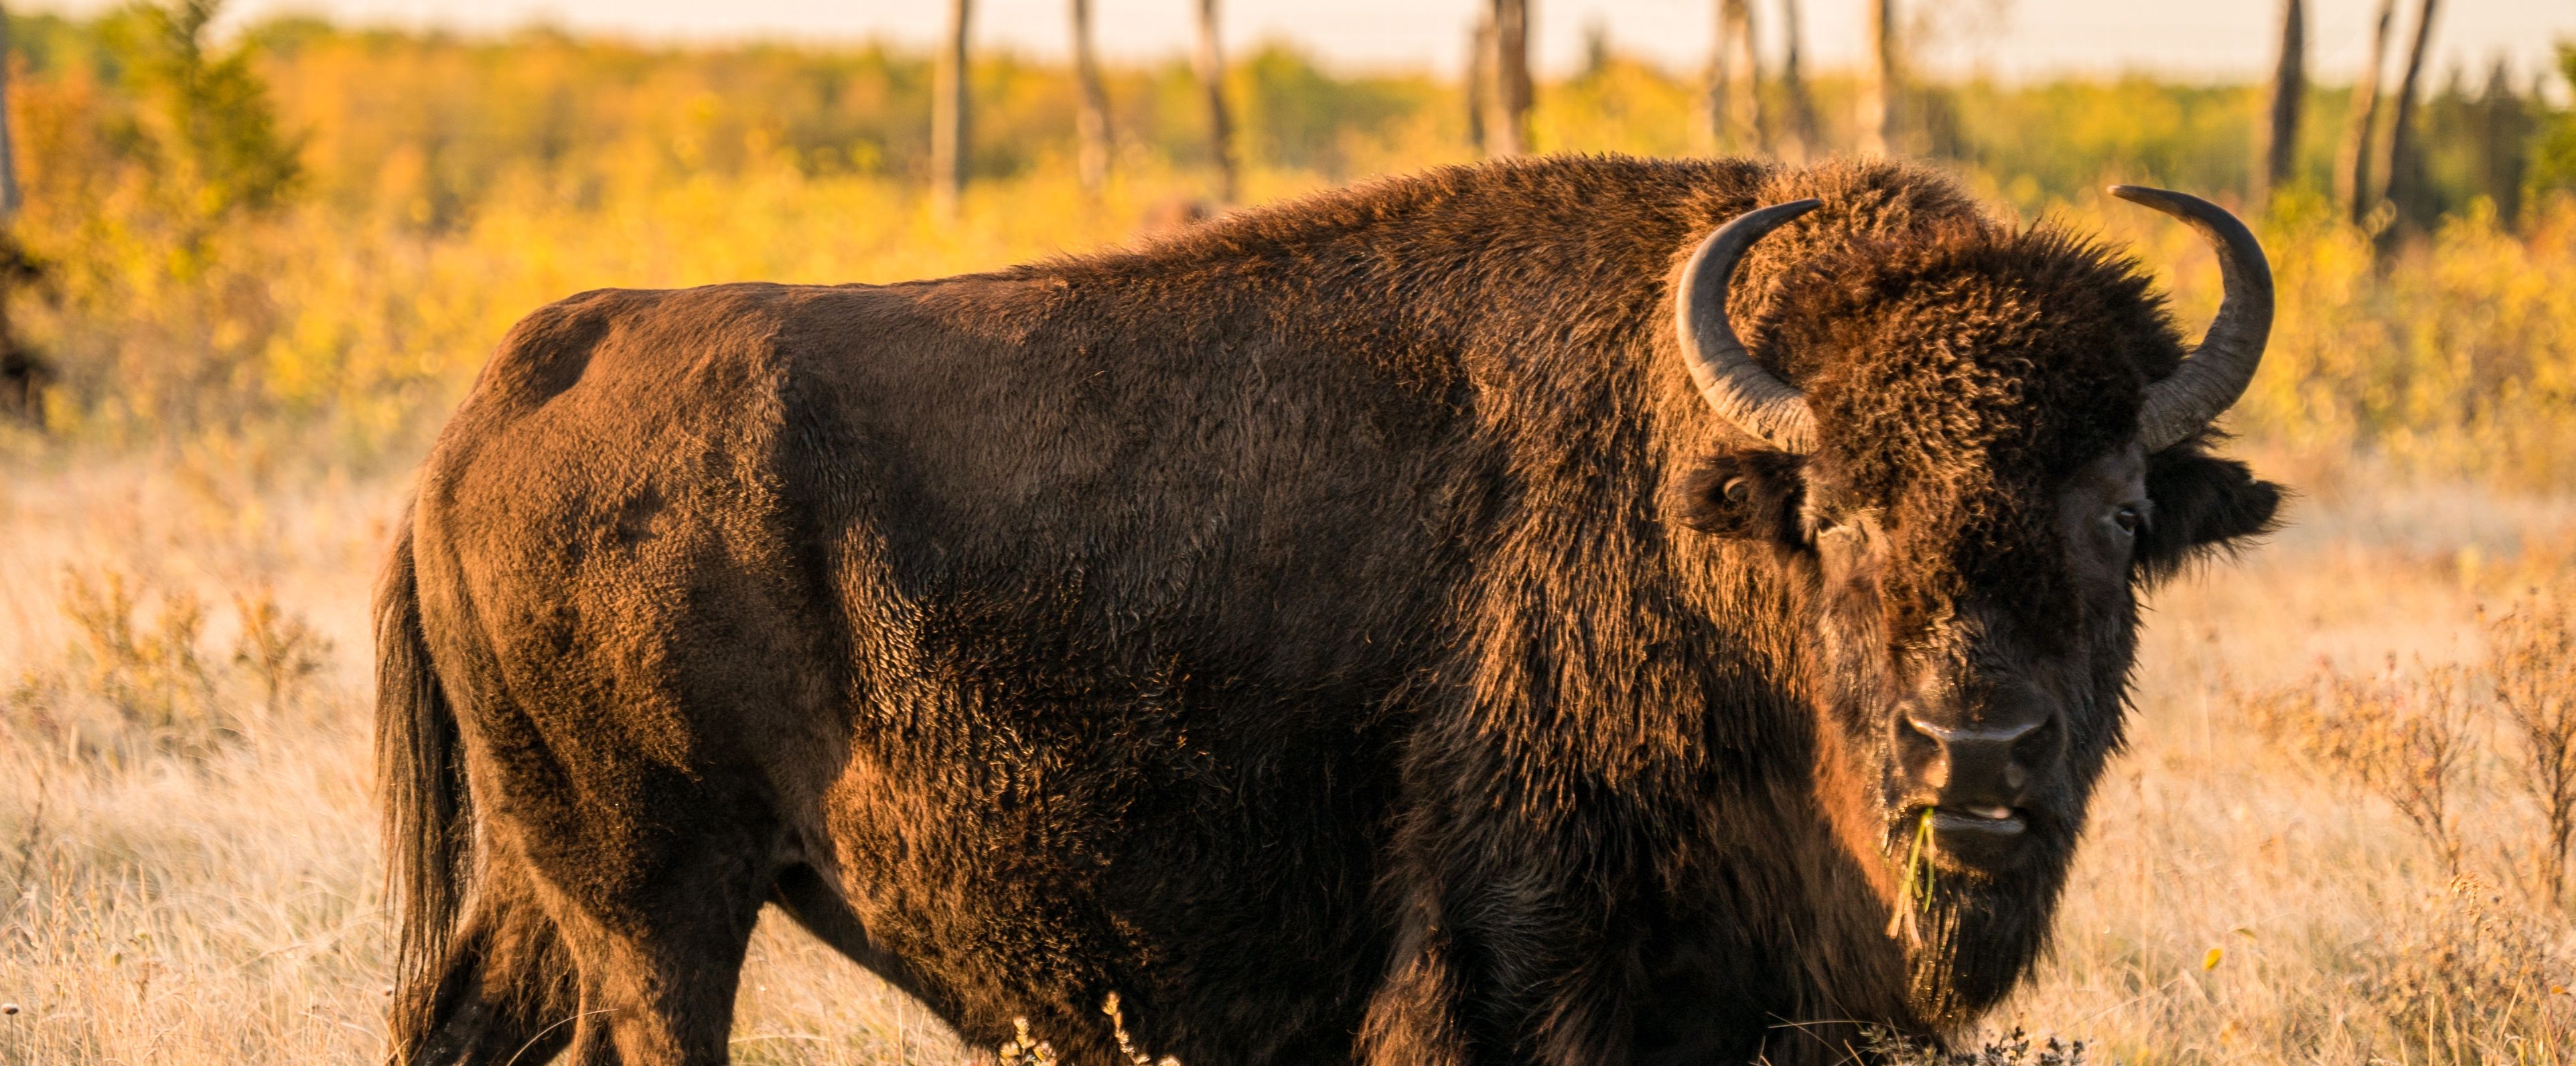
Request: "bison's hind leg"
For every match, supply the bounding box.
[492,785,778,1066]
[394,853,581,1065]
[391,821,774,1066]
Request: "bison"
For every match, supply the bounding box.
[376,156,2281,1065]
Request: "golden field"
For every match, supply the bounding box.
[2,12,2575,1064]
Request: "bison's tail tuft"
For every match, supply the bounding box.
[375,512,472,1048]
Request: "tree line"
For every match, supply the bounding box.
[934,0,1242,218]
[926,0,2553,244]
[0,4,2567,449]
[2277,0,2472,249]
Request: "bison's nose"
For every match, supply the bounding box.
[1892,705,2061,826]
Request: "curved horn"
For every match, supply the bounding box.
[2108,185,2275,451]
[1676,200,1824,453]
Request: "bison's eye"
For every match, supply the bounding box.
[2111,506,2143,536]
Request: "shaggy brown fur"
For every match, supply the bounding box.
[376,155,2279,1066]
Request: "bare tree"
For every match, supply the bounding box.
[2258,0,2305,204]
[1711,0,1767,154]
[931,0,972,220]
[1705,1,1729,150]
[1070,0,1111,195]
[1193,0,1239,203]
[1776,0,1818,163]
[0,0,18,221]
[2377,0,2441,236]
[1857,0,1897,156]
[1466,16,1494,154]
[2336,0,2396,226]
[1484,0,1532,156]
[2475,57,2534,224]
[0,0,44,425]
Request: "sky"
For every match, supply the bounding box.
[25,1,2576,87]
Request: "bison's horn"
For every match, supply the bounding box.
[1676,200,1823,453]
[2109,185,2275,452]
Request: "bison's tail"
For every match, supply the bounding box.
[375,512,471,1045]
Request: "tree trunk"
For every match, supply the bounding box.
[1070,0,1111,195]
[1704,0,1726,151]
[2336,0,2396,226]
[0,1,18,222]
[1466,17,1493,154]
[1776,0,1818,163]
[1194,0,1238,203]
[0,0,42,426]
[2477,58,2530,224]
[2258,0,2304,204]
[931,0,971,220]
[2376,0,2441,238]
[1712,0,1766,155]
[1484,0,1532,157]
[1858,0,1896,156]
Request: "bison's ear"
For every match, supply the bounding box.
[2135,447,2283,584]
[1670,449,1808,547]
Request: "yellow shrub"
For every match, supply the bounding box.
[3,21,2572,491]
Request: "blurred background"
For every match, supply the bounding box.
[0,0,2568,484]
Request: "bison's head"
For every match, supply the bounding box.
[1668,188,2281,1020]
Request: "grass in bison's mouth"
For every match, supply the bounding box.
[1889,808,1938,938]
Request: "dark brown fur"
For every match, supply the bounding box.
[377,155,2279,1065]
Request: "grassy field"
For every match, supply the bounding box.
[1,9,2575,1065]
[2,456,2570,1064]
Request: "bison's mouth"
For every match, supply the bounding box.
[1930,805,2025,836]
[1915,804,2030,870]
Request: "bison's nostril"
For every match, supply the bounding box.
[1899,713,2057,806]
[1894,714,1949,788]
[1904,716,2043,747]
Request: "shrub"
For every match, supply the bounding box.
[2488,584,2576,907]
[1,568,333,762]
[2246,659,2473,874]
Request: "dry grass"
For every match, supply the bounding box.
[0,457,388,1064]
[1,457,2571,1064]
[1984,479,2576,1064]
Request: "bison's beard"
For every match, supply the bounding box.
[1807,629,2110,1027]
[1892,819,2079,1025]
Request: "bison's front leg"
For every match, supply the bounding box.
[1356,739,1664,1066]
[1358,725,1825,1066]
